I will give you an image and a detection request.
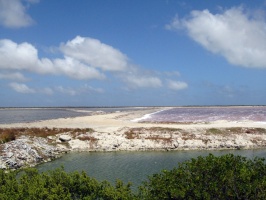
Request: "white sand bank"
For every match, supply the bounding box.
[1,107,266,169]
[0,107,265,131]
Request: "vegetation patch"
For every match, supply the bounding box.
[206,128,223,135]
[124,127,184,140]
[0,128,95,144]
[124,130,140,139]
[77,135,98,141]
[205,128,266,136]
[139,154,266,199]
[1,154,266,199]
[244,128,266,134]
[181,133,196,140]
[148,127,183,133]
[145,135,173,144]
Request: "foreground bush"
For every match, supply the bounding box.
[139,154,266,199]
[0,167,135,200]
[0,154,266,199]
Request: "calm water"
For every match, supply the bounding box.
[143,106,266,123]
[37,149,266,189]
[0,107,144,124]
[2,106,266,124]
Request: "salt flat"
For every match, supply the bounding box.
[1,107,266,169]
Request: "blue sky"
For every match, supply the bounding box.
[0,0,266,107]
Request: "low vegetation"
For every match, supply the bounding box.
[206,127,266,135]
[1,154,266,199]
[124,127,183,140]
[139,154,266,199]
[0,128,94,143]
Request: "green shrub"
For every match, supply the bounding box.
[1,154,266,199]
[0,167,135,200]
[138,154,266,199]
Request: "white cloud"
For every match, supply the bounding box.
[8,80,54,95]
[55,84,104,96]
[165,15,182,30]
[0,39,38,70]
[82,84,104,93]
[0,72,28,81]
[164,71,181,77]
[0,0,36,28]
[0,36,189,95]
[0,37,169,90]
[9,82,35,93]
[123,74,162,89]
[25,0,39,3]
[52,57,105,80]
[40,87,54,95]
[168,7,266,69]
[55,86,77,96]
[60,36,129,71]
[167,80,188,90]
[0,39,105,80]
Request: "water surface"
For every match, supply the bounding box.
[144,106,266,123]
[0,107,144,124]
[37,149,266,189]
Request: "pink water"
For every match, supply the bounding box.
[145,106,266,123]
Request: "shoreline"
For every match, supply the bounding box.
[130,107,171,122]
[1,107,266,169]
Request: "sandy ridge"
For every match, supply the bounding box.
[1,107,266,169]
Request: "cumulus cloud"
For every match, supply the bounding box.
[0,39,39,71]
[8,81,55,95]
[123,74,162,89]
[0,37,167,91]
[51,57,105,80]
[0,36,189,95]
[82,84,104,93]
[0,0,37,28]
[55,86,77,96]
[55,84,104,96]
[0,39,105,80]
[60,36,129,71]
[167,6,266,69]
[167,80,188,90]
[40,87,54,95]
[164,71,181,77]
[9,82,35,93]
[0,72,28,81]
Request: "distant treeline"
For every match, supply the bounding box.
[1,154,266,199]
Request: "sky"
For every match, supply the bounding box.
[0,0,266,107]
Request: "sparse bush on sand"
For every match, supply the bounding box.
[0,128,95,143]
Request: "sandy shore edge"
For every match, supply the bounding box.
[1,107,266,169]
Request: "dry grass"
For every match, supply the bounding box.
[206,128,223,135]
[124,127,183,145]
[202,138,211,145]
[0,127,95,143]
[148,127,182,132]
[250,136,266,146]
[124,130,140,139]
[181,133,196,141]
[124,127,187,141]
[243,128,266,134]
[0,129,16,143]
[145,135,173,144]
[77,135,98,141]
[205,128,266,136]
